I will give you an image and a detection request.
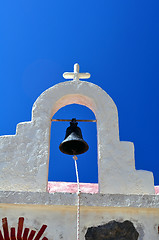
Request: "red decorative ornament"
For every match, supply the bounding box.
[0,217,48,240]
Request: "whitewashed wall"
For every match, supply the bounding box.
[0,80,155,194]
[0,197,159,240]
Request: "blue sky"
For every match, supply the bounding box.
[0,1,159,185]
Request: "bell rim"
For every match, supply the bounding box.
[59,139,89,155]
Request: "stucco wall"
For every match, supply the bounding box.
[0,80,155,194]
[0,191,159,239]
[0,202,159,240]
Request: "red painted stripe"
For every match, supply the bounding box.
[10,228,16,240]
[42,237,48,240]
[23,228,29,240]
[0,230,4,240]
[2,218,9,240]
[17,217,24,240]
[48,181,98,193]
[28,230,36,240]
[34,225,47,240]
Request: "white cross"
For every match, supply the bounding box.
[63,63,91,81]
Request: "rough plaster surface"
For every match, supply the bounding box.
[0,202,159,240]
[0,191,159,208]
[0,80,155,194]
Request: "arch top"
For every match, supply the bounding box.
[33,62,118,125]
[32,79,120,142]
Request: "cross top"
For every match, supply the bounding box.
[63,63,91,81]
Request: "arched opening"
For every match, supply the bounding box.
[48,104,98,187]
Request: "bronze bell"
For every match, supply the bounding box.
[59,118,89,155]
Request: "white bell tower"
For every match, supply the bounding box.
[0,64,158,240]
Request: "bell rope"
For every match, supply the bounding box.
[73,155,81,240]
